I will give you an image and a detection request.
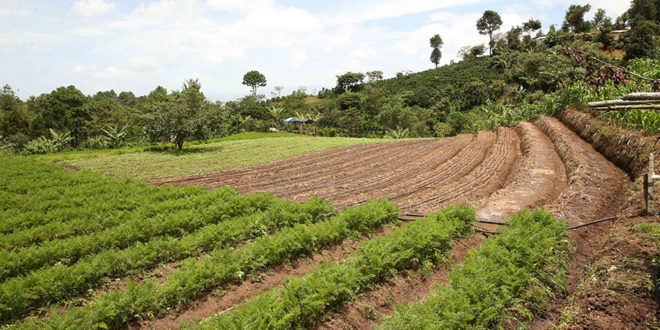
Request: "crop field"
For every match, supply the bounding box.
[1,117,631,329]
[47,134,385,181]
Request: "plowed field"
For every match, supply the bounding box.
[157,120,613,224]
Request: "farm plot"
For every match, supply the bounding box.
[156,124,566,219]
[2,119,631,330]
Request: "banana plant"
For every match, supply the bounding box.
[48,129,72,151]
[102,125,127,149]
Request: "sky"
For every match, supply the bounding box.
[0,0,631,101]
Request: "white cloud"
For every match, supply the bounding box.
[73,27,108,36]
[332,0,489,24]
[0,6,9,16]
[325,25,359,51]
[206,0,274,13]
[72,64,136,78]
[392,11,525,66]
[100,0,323,64]
[72,0,116,17]
[530,0,629,19]
[289,48,309,68]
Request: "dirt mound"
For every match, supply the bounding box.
[560,109,658,179]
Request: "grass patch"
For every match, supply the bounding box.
[34,132,300,162]
[47,135,387,181]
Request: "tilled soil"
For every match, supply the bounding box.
[148,119,632,329]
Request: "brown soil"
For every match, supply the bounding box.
[474,122,567,224]
[541,216,660,329]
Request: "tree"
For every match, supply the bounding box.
[429,34,444,68]
[592,8,609,30]
[267,106,286,128]
[458,45,485,61]
[477,10,503,56]
[562,4,592,33]
[0,84,21,112]
[366,71,384,82]
[624,20,659,60]
[162,79,207,150]
[34,86,89,146]
[522,19,542,34]
[242,70,267,96]
[626,0,660,28]
[335,72,365,93]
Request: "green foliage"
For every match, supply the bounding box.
[562,4,592,33]
[380,209,571,329]
[624,20,659,60]
[194,205,475,329]
[0,156,335,321]
[101,125,127,148]
[335,72,365,93]
[384,127,410,139]
[12,199,400,329]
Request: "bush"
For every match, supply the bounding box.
[433,122,453,137]
[23,137,57,155]
[86,136,109,150]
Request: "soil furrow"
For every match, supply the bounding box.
[281,136,471,204]
[530,115,630,329]
[325,135,476,207]
[235,140,430,192]
[473,122,567,225]
[243,138,447,196]
[401,127,518,213]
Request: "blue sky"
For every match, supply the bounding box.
[0,0,630,101]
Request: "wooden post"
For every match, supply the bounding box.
[648,153,655,215]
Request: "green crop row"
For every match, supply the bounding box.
[0,191,231,250]
[379,208,571,329]
[193,205,476,329]
[0,186,296,280]
[0,157,213,233]
[0,196,333,322]
[10,199,399,329]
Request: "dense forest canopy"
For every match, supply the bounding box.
[1,0,659,154]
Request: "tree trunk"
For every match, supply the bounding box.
[588,99,659,107]
[622,92,660,101]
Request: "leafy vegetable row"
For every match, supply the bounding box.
[10,200,399,329]
[0,186,293,280]
[0,191,232,250]
[380,208,571,329]
[193,205,475,329]
[0,197,333,322]
[0,157,211,233]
